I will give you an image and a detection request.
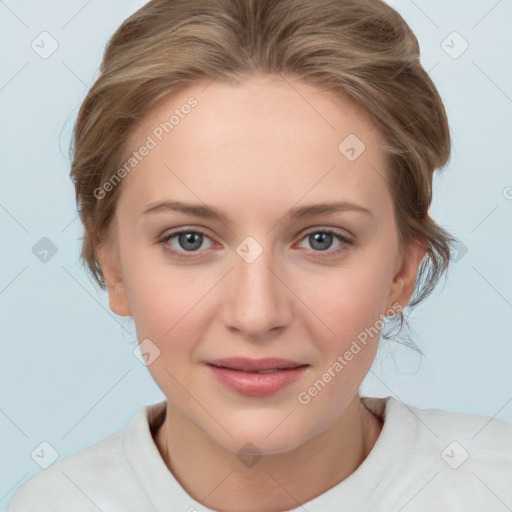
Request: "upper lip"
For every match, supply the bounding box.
[206,357,307,372]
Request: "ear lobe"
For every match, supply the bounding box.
[95,237,132,317]
[386,239,427,311]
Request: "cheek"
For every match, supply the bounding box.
[128,270,205,338]
[293,250,395,394]
[294,267,388,421]
[123,248,220,364]
[300,256,393,337]
[126,268,211,393]
[119,229,196,326]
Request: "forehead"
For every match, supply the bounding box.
[119,74,391,220]
[129,74,380,153]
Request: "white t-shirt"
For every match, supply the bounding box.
[7,396,512,511]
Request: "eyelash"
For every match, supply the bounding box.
[157,228,354,260]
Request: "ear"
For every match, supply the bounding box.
[94,236,132,317]
[386,238,427,311]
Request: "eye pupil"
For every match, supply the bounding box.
[310,232,333,251]
[179,232,203,251]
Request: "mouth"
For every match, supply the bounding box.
[206,357,308,372]
[208,366,307,374]
[204,358,310,397]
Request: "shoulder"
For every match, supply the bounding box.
[362,396,512,509]
[7,405,156,512]
[7,430,128,511]
[397,398,512,458]
[366,395,512,451]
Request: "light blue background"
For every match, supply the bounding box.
[1,0,511,508]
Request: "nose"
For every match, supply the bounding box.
[221,243,293,341]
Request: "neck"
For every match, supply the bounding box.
[154,393,382,512]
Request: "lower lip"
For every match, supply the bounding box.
[206,364,308,397]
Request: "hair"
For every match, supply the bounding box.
[69,0,456,348]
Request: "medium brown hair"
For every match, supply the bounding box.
[70,0,455,346]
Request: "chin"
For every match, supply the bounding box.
[205,412,317,457]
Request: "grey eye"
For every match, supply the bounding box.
[307,232,335,251]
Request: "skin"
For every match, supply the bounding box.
[95,73,425,512]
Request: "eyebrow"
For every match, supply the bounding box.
[142,200,373,222]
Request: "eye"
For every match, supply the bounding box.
[158,227,354,260]
[158,229,214,259]
[296,229,354,256]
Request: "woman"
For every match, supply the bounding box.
[8,0,511,510]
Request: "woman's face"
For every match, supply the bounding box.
[98,74,423,455]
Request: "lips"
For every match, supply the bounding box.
[206,357,307,373]
[205,358,309,397]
